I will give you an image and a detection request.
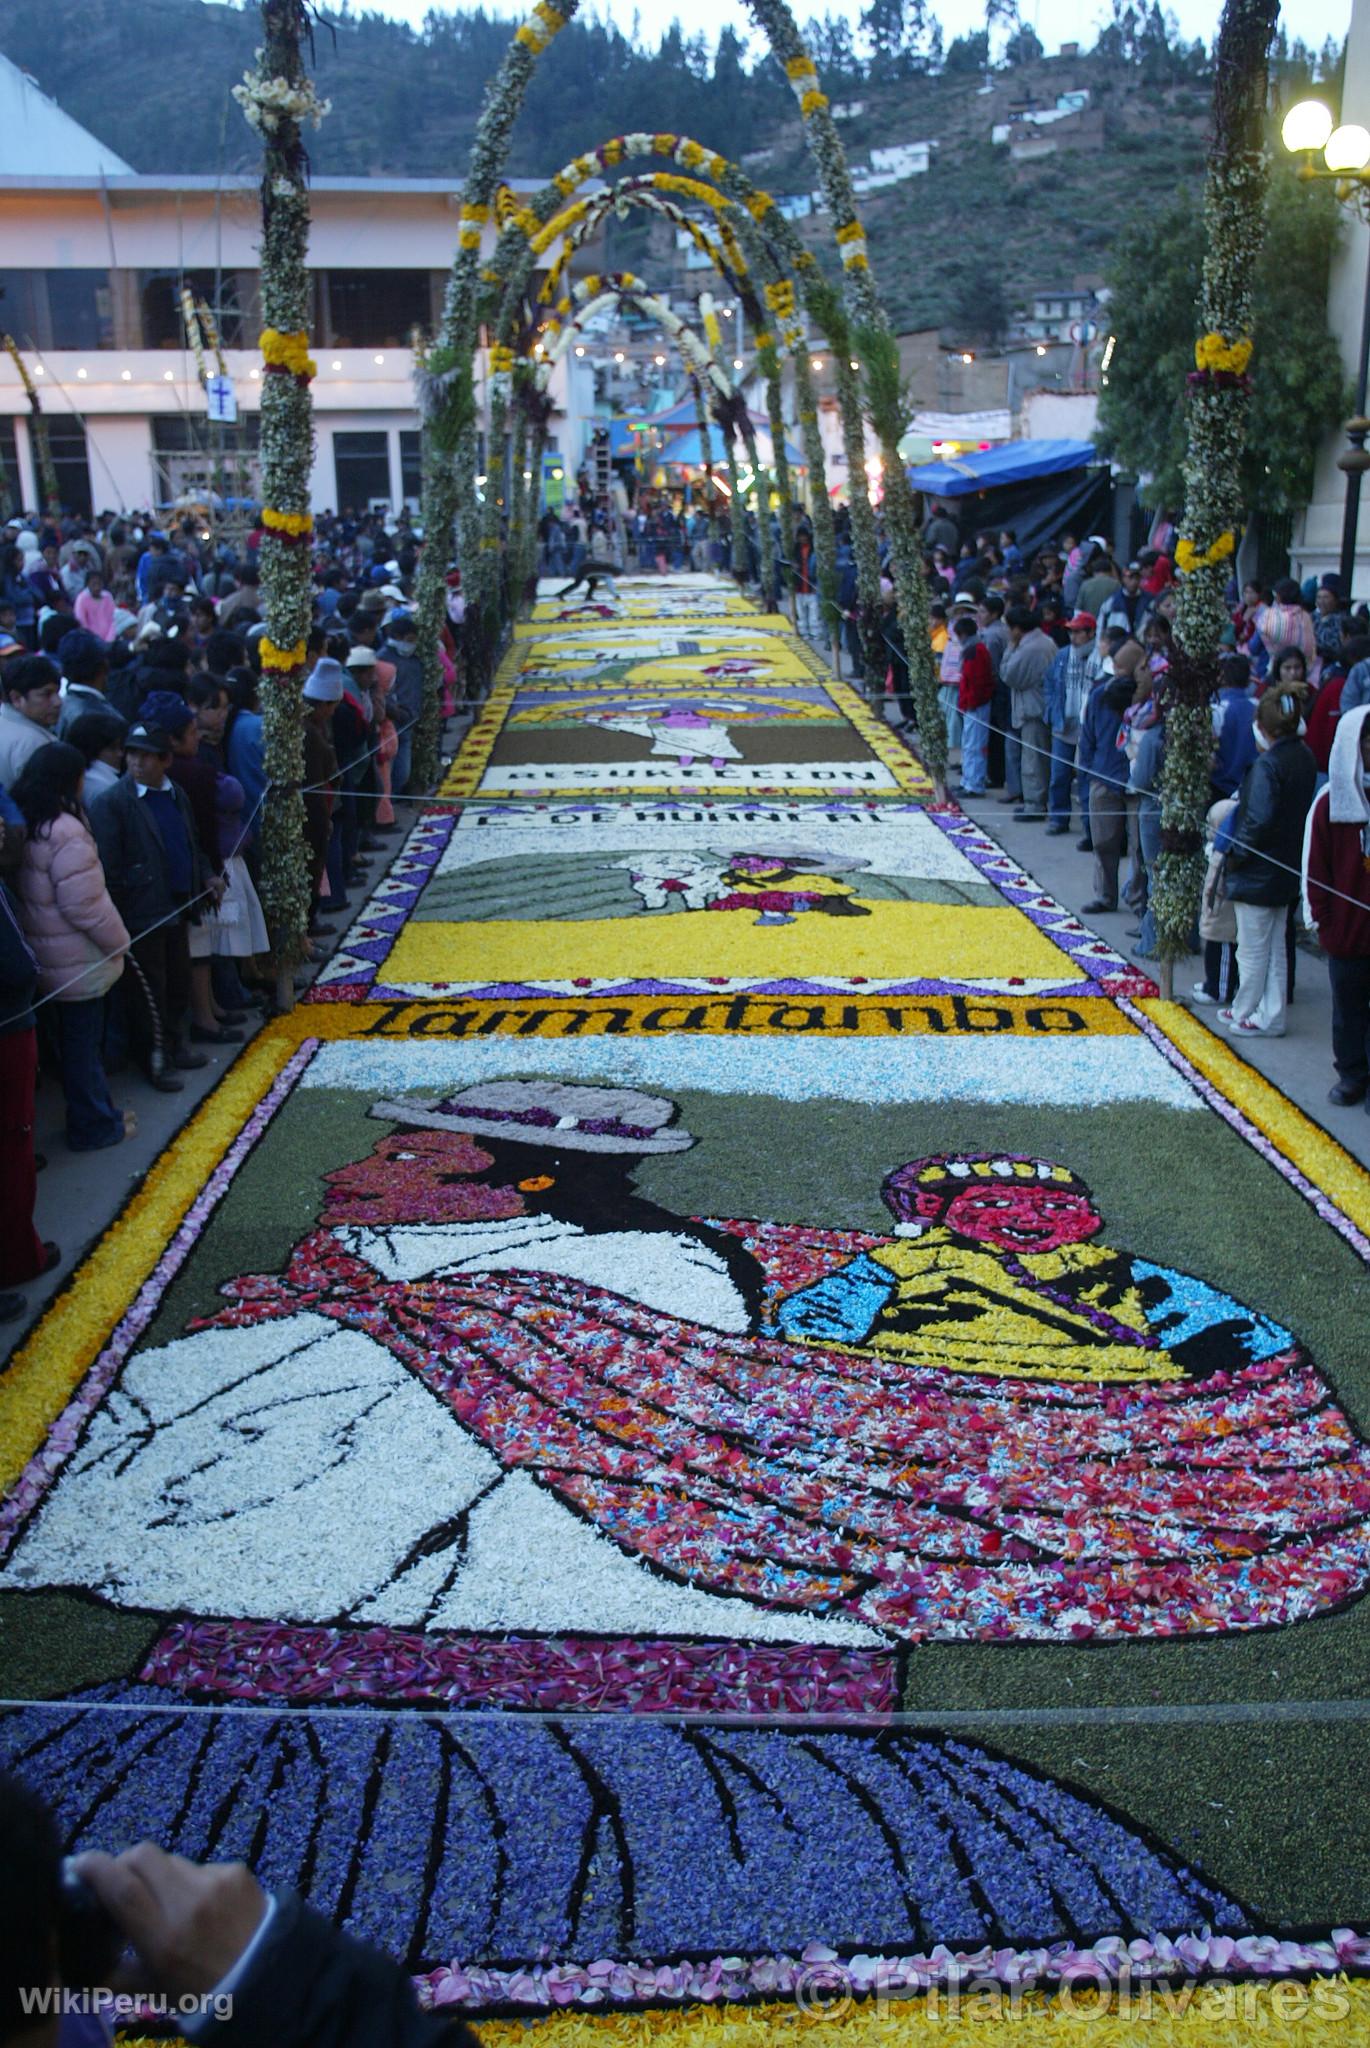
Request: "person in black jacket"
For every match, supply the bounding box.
[0,882,56,1314]
[380,610,424,800]
[1216,686,1317,1040]
[0,1775,478,2048]
[88,723,210,1093]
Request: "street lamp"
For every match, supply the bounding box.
[1283,99,1370,599]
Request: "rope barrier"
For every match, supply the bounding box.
[13,602,1364,1015]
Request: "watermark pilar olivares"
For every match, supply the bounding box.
[17,1987,235,2023]
[791,1963,1353,2026]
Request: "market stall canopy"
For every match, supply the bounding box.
[651,427,806,470]
[906,439,1098,497]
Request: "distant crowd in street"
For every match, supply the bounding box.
[888,513,1370,1125]
[0,502,460,1324]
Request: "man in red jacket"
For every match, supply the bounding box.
[952,612,994,798]
[1303,702,1370,1108]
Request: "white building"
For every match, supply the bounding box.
[0,88,599,518]
[0,55,132,179]
[1293,0,1370,598]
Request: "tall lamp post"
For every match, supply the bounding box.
[1283,100,1370,600]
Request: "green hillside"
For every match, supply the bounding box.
[0,0,1337,333]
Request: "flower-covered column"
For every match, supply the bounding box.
[759,336,797,619]
[748,2,943,755]
[788,345,839,657]
[1152,0,1279,987]
[415,0,579,703]
[703,293,774,604]
[234,0,328,990]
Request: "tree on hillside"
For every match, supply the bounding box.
[944,29,989,72]
[861,0,905,63]
[805,13,862,84]
[951,271,1008,348]
[1094,165,1346,517]
[1004,24,1045,64]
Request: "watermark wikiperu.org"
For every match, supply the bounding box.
[790,1964,1353,2026]
[17,1986,234,2023]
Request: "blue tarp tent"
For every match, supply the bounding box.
[905,439,1098,498]
[651,428,806,470]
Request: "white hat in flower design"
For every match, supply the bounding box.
[369,1080,696,1154]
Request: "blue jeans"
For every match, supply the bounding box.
[1002,731,1023,800]
[56,995,122,1150]
[1048,730,1079,827]
[1137,801,1162,955]
[391,723,413,798]
[960,707,990,791]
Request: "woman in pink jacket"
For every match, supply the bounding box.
[11,741,132,1151]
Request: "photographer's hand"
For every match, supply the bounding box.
[72,1844,267,1997]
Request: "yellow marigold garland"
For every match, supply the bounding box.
[258,634,308,672]
[1194,331,1254,376]
[1175,531,1236,574]
[260,506,313,538]
[515,1,565,53]
[259,326,316,381]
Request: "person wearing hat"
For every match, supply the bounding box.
[302,660,344,923]
[14,1114,1352,1651]
[2,1081,783,1632]
[337,645,380,877]
[775,1151,1292,1384]
[88,721,211,1091]
[1042,611,1106,836]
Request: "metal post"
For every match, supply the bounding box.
[1337,229,1370,601]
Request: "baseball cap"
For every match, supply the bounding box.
[1066,610,1097,633]
[125,721,172,754]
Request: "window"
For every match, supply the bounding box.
[0,418,19,514]
[333,430,392,512]
[0,270,112,351]
[321,271,432,349]
[45,417,92,519]
[399,429,423,506]
[139,270,251,350]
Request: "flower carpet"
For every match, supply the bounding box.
[3,576,1370,2043]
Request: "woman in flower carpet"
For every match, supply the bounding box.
[8,1081,1369,1648]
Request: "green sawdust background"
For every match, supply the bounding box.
[3,1078,1366,1923]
